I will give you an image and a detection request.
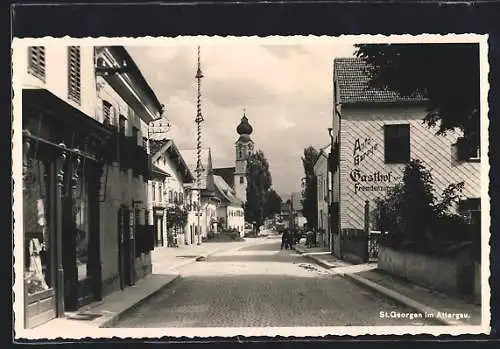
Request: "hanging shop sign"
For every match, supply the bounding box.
[349,169,399,195]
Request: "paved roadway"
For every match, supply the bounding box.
[114,234,437,327]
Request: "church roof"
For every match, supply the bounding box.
[213,167,235,189]
[236,114,253,135]
[213,175,243,207]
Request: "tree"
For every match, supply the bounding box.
[373,159,467,250]
[354,43,480,149]
[301,146,319,229]
[245,150,272,230]
[264,189,282,219]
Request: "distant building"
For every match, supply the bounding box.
[290,192,302,212]
[179,148,220,244]
[148,139,194,247]
[331,57,481,259]
[213,175,245,236]
[313,149,331,248]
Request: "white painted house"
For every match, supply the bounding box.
[148,139,194,247]
[179,148,220,244]
[213,175,245,236]
[331,57,481,258]
[16,43,163,328]
[313,149,331,248]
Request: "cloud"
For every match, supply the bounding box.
[127,39,356,196]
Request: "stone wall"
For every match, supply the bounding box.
[378,245,477,298]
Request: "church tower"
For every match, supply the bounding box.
[234,109,254,203]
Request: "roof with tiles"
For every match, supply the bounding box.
[213,167,236,189]
[213,175,244,207]
[334,57,427,105]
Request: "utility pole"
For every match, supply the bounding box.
[195,45,204,245]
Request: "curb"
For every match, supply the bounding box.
[343,273,468,326]
[292,246,336,269]
[99,274,182,328]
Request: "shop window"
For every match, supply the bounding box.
[28,46,46,81]
[24,157,52,296]
[384,124,410,164]
[68,46,81,104]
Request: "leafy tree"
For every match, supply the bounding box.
[301,146,319,229]
[264,189,282,219]
[245,150,272,230]
[354,43,480,150]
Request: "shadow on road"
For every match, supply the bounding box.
[205,253,302,263]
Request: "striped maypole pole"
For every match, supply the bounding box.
[195,45,204,245]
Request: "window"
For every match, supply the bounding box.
[132,127,139,144]
[102,100,112,125]
[28,46,46,81]
[384,124,410,164]
[240,176,244,184]
[179,193,183,204]
[158,184,163,202]
[456,137,480,162]
[459,198,481,226]
[118,115,126,135]
[152,183,156,202]
[68,46,81,104]
[169,190,173,203]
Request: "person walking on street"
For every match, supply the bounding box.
[281,229,289,250]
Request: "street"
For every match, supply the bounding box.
[114,234,437,327]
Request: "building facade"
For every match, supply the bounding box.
[179,148,220,244]
[213,175,245,236]
[148,139,194,247]
[19,44,162,328]
[314,150,331,248]
[331,57,481,258]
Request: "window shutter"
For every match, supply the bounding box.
[68,46,81,104]
[102,100,112,125]
[28,46,46,81]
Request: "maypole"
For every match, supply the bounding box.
[195,45,204,245]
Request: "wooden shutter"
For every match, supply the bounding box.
[28,46,46,81]
[68,46,81,103]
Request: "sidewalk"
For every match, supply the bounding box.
[20,241,241,338]
[292,243,482,326]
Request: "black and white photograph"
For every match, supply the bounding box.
[12,35,490,339]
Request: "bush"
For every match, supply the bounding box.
[373,159,469,251]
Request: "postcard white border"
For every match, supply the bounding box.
[12,34,491,339]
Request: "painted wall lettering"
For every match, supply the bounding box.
[349,169,399,195]
[353,137,378,166]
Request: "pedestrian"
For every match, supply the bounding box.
[281,229,289,250]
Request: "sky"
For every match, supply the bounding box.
[127,39,356,197]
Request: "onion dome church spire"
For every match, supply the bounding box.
[236,108,253,136]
